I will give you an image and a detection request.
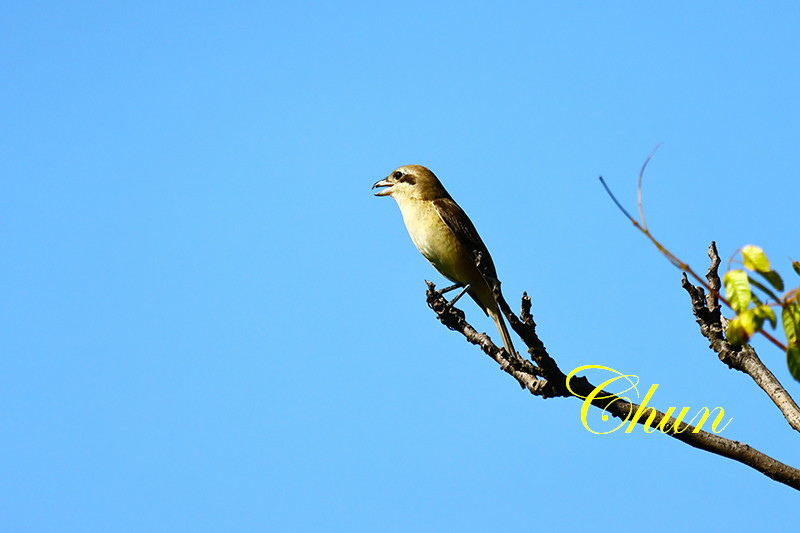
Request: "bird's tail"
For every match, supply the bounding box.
[488,305,517,357]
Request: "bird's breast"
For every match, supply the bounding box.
[397,197,468,284]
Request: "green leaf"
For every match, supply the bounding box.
[726,309,763,345]
[758,270,784,292]
[742,308,764,335]
[726,315,751,345]
[749,291,763,306]
[782,303,800,346]
[793,261,800,277]
[747,276,780,303]
[723,270,751,314]
[753,304,777,329]
[787,345,800,383]
[741,245,771,272]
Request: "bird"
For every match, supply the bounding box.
[372,164,517,357]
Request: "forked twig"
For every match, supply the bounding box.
[599,148,786,351]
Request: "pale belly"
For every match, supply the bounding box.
[398,198,466,284]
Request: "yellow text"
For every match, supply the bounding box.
[566,365,733,435]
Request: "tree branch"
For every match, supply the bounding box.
[425,278,800,491]
[681,242,800,433]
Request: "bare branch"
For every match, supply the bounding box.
[425,281,548,395]
[682,243,800,434]
[425,277,800,491]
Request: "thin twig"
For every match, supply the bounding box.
[599,176,635,223]
[600,156,787,351]
[637,142,663,230]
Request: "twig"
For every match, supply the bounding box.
[637,142,663,231]
[682,243,800,433]
[599,155,787,351]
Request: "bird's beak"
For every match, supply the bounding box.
[372,178,393,196]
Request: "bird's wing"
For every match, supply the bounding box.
[431,198,499,280]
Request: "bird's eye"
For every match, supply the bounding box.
[393,171,402,180]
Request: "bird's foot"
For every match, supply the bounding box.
[438,283,462,295]
[444,283,470,308]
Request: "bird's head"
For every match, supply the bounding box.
[372,165,450,201]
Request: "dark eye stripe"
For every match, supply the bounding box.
[393,171,416,185]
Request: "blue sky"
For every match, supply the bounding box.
[2,2,799,531]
